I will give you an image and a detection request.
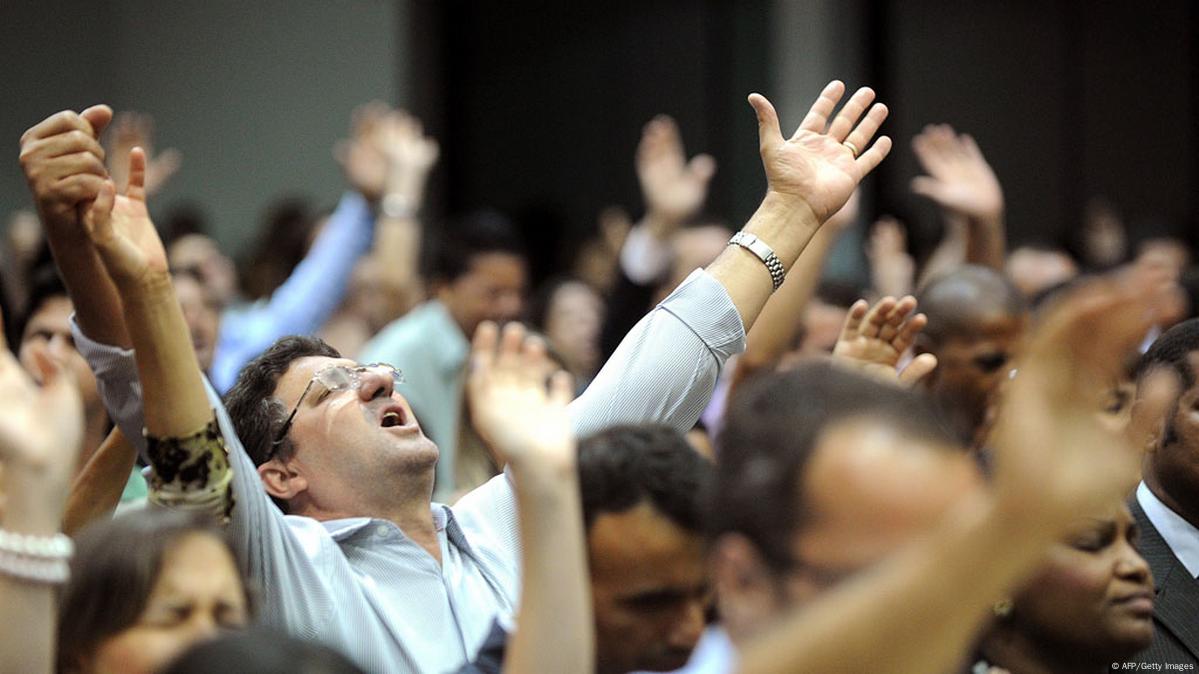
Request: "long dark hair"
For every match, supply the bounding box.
[56,510,249,673]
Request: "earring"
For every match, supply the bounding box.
[992,598,1013,617]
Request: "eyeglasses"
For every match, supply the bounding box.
[268,363,406,455]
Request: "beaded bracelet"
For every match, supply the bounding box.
[0,529,73,559]
[0,549,70,585]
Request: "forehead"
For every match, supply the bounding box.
[464,252,526,281]
[274,355,359,403]
[588,502,705,590]
[153,533,241,598]
[23,296,72,334]
[798,421,981,563]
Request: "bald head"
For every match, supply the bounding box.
[918,265,1027,345]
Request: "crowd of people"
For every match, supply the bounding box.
[1,74,1197,674]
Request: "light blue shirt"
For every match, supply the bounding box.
[1137,481,1199,577]
[359,300,468,501]
[73,268,745,674]
[210,191,376,393]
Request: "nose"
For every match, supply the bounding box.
[1115,540,1152,585]
[356,366,395,401]
[186,610,221,642]
[496,292,523,321]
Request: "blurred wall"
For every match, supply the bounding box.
[1,0,403,256]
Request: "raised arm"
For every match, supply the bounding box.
[0,313,84,674]
[469,322,593,674]
[80,149,230,517]
[735,266,1179,674]
[911,124,1005,271]
[19,106,129,348]
[730,193,857,392]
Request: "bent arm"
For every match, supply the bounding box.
[62,427,138,536]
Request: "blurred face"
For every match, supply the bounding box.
[269,357,439,513]
[588,502,708,674]
[921,312,1026,443]
[439,253,527,338]
[347,258,413,332]
[1007,505,1154,659]
[173,275,221,375]
[544,281,603,379]
[89,533,248,674]
[19,296,98,410]
[167,234,238,307]
[1147,353,1199,522]
[714,420,981,641]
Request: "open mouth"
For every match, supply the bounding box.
[380,404,408,428]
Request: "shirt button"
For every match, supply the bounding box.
[375,525,389,537]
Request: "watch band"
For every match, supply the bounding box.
[729,231,786,290]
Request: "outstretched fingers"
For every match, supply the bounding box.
[843,102,889,157]
[125,147,147,201]
[840,299,870,341]
[797,80,846,134]
[825,87,876,142]
[861,297,897,338]
[470,321,500,375]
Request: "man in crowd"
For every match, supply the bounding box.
[22,80,894,672]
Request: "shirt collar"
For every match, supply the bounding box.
[1137,481,1199,577]
[319,505,475,557]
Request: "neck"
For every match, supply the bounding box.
[310,493,443,564]
[982,623,1111,674]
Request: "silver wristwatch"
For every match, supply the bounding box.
[729,231,786,290]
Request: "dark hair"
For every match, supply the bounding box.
[917,265,1027,345]
[224,335,341,468]
[240,196,319,300]
[1137,318,1199,447]
[162,627,363,674]
[712,361,955,571]
[426,210,526,285]
[57,510,246,673]
[526,275,589,333]
[15,262,68,349]
[577,425,711,532]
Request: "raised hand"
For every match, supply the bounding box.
[81,148,169,288]
[833,296,937,386]
[866,217,915,298]
[636,115,716,229]
[467,322,576,470]
[0,309,83,530]
[378,109,439,214]
[989,266,1179,526]
[910,125,1003,222]
[19,105,114,231]
[335,102,392,203]
[748,81,891,223]
[105,112,182,197]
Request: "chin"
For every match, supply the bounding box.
[1106,618,1156,655]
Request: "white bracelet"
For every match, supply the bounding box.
[0,549,70,585]
[0,529,73,560]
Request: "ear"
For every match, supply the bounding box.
[708,534,785,641]
[258,458,308,501]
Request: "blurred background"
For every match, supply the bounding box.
[2,0,1195,286]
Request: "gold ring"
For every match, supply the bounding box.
[843,140,860,158]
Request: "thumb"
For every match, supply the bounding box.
[747,94,783,153]
[898,353,938,387]
[910,176,947,201]
[80,104,114,139]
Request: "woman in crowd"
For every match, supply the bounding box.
[971,503,1154,674]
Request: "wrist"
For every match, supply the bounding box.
[642,211,685,239]
[741,191,821,266]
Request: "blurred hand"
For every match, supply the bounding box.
[833,296,936,387]
[82,148,169,288]
[379,109,439,211]
[19,106,114,232]
[636,115,716,232]
[106,112,182,197]
[0,309,83,528]
[866,217,915,298]
[910,124,1003,222]
[336,102,391,203]
[748,81,891,223]
[467,322,576,471]
[990,266,1180,528]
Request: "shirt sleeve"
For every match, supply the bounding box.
[211,191,376,392]
[455,268,745,570]
[70,316,346,632]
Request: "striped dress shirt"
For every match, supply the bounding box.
[72,268,745,674]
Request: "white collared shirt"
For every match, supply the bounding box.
[1137,481,1199,578]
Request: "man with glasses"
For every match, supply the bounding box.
[25,81,895,672]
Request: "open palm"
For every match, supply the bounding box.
[750,81,892,223]
[83,147,168,287]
